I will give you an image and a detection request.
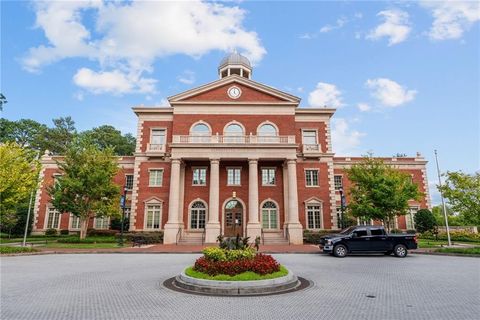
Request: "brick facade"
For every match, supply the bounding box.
[32,56,430,243]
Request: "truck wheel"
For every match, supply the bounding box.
[333,244,348,258]
[394,244,408,258]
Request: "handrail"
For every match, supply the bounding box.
[286,226,291,246]
[175,228,182,245]
[261,228,265,245]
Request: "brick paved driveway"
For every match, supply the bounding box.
[1,253,479,320]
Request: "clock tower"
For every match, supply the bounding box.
[218,51,252,79]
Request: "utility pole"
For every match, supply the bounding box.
[434,150,452,246]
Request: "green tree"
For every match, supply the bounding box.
[413,209,437,233]
[80,125,136,155]
[346,157,421,231]
[44,116,77,154]
[437,171,480,226]
[0,118,48,151]
[48,138,120,239]
[0,143,40,235]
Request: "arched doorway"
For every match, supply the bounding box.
[224,199,244,237]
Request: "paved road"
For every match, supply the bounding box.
[1,253,479,320]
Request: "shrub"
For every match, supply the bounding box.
[87,229,118,236]
[194,253,280,276]
[419,230,480,242]
[414,209,437,233]
[45,228,58,236]
[203,247,226,261]
[60,229,69,235]
[0,246,38,254]
[217,235,251,250]
[119,232,164,244]
[57,236,117,244]
[303,230,340,244]
[225,248,256,261]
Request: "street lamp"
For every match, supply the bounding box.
[118,186,128,247]
[339,187,346,229]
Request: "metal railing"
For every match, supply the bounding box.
[172,135,296,144]
[261,228,265,245]
[285,226,291,246]
[201,228,206,245]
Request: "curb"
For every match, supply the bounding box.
[411,251,480,258]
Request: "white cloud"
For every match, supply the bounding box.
[331,118,366,155]
[365,78,417,107]
[177,70,196,85]
[367,9,411,45]
[357,103,371,112]
[421,1,480,40]
[308,82,344,108]
[320,17,348,33]
[22,1,266,95]
[73,68,157,95]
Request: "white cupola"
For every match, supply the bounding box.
[218,51,252,79]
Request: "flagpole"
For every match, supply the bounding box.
[434,150,452,246]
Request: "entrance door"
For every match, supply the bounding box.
[224,200,243,237]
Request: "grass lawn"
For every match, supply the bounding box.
[435,247,480,255]
[38,242,122,249]
[0,235,73,244]
[185,265,289,281]
[418,239,480,249]
[0,246,39,254]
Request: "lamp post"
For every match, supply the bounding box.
[339,188,346,229]
[118,186,128,247]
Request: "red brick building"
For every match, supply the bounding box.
[32,53,431,244]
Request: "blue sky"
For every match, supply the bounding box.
[1,1,479,205]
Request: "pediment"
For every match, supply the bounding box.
[168,75,300,104]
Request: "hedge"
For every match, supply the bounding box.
[117,232,164,244]
[419,230,480,242]
[0,246,38,254]
[303,230,341,244]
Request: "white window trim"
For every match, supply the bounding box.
[93,216,110,230]
[44,205,61,230]
[304,199,324,230]
[226,167,242,186]
[69,214,81,230]
[256,121,279,136]
[192,167,208,186]
[261,167,277,186]
[260,199,280,230]
[149,127,167,144]
[188,198,208,230]
[125,174,134,190]
[223,120,245,136]
[304,168,320,187]
[143,199,164,231]
[334,174,343,191]
[189,121,212,135]
[301,128,318,144]
[148,168,164,187]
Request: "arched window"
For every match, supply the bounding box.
[261,201,278,229]
[224,122,244,143]
[190,122,211,143]
[190,201,207,229]
[258,123,278,143]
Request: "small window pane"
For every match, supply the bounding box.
[307,204,322,229]
[227,168,241,185]
[47,207,60,229]
[302,130,317,145]
[334,175,343,190]
[259,124,277,136]
[193,168,207,185]
[225,124,243,135]
[146,204,161,229]
[191,123,210,135]
[262,168,275,185]
[306,170,319,186]
[151,129,165,145]
[149,170,163,186]
[125,175,134,190]
[190,201,206,229]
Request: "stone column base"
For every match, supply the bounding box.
[205,223,221,243]
[247,223,262,242]
[163,223,184,244]
[286,223,304,244]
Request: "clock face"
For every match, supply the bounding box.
[227,86,242,99]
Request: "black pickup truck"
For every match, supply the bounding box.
[319,225,417,258]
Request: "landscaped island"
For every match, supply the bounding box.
[171,236,301,295]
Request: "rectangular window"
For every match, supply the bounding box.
[334,175,343,190]
[149,169,163,186]
[261,168,276,185]
[125,174,134,190]
[95,216,109,229]
[192,168,207,186]
[150,129,166,145]
[406,206,419,230]
[70,215,81,229]
[46,207,61,229]
[305,170,319,186]
[146,204,162,229]
[227,168,241,185]
[302,130,317,145]
[306,205,322,229]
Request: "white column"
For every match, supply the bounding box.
[247,159,261,240]
[282,163,289,233]
[163,158,183,244]
[286,159,303,244]
[205,158,221,243]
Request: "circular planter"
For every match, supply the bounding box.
[172,268,300,296]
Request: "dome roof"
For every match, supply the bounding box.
[218,52,252,69]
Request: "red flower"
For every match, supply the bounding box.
[193,254,280,276]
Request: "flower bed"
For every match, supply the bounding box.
[194,252,281,276]
[185,265,288,281]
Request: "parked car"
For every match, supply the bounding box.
[319,225,417,258]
